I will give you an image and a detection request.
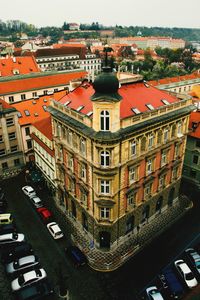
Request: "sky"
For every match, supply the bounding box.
[0,0,200,29]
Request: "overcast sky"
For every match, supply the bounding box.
[0,0,199,29]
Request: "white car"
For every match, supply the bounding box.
[22,186,36,198]
[146,286,164,300]
[0,233,25,245]
[11,268,47,291]
[6,255,39,274]
[174,259,198,288]
[46,222,64,240]
[30,196,43,208]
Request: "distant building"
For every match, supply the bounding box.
[49,69,193,271]
[0,70,87,104]
[68,23,80,31]
[0,56,40,77]
[0,99,25,178]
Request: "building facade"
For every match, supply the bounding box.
[183,111,200,189]
[49,70,194,271]
[0,99,25,178]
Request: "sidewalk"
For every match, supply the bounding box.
[184,285,200,300]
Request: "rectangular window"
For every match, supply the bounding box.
[100,180,110,194]
[44,90,48,95]
[148,134,154,149]
[174,144,180,159]
[193,155,198,164]
[81,190,87,204]
[80,164,86,179]
[129,167,137,184]
[144,182,152,198]
[9,96,14,103]
[32,92,37,97]
[100,207,110,219]
[159,174,166,189]
[80,139,86,155]
[161,151,167,167]
[0,149,5,156]
[27,140,32,149]
[2,162,8,170]
[196,140,200,148]
[128,192,136,206]
[11,145,18,152]
[25,127,30,136]
[14,158,20,166]
[6,118,14,127]
[21,94,26,100]
[8,132,16,140]
[68,155,74,170]
[163,129,169,143]
[147,158,153,174]
[130,141,136,156]
[172,166,179,180]
[69,178,75,193]
[0,135,3,143]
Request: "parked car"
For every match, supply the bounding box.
[11,268,47,291]
[185,248,200,274]
[0,213,13,225]
[37,207,52,223]
[1,243,33,264]
[65,246,87,267]
[6,255,39,274]
[174,259,198,288]
[14,279,54,300]
[22,186,36,198]
[160,267,184,299]
[0,223,16,235]
[146,286,164,300]
[0,232,25,246]
[46,222,63,240]
[30,196,43,208]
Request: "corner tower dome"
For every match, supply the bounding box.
[91,66,122,102]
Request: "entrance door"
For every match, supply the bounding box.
[99,231,110,249]
[168,188,175,206]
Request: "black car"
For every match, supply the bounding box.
[1,242,33,264]
[14,279,54,300]
[0,223,16,235]
[65,246,87,267]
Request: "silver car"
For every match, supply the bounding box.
[0,233,25,245]
[11,268,47,291]
[6,255,39,274]
[22,186,36,198]
[30,196,43,208]
[146,286,164,300]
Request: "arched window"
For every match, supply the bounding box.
[100,110,110,131]
[157,130,162,144]
[171,124,176,138]
[100,151,110,167]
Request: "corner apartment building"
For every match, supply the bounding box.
[0,99,25,178]
[48,69,194,271]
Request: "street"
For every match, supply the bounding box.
[1,173,200,300]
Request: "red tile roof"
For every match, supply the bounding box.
[0,56,40,77]
[12,90,65,126]
[35,47,86,59]
[58,81,178,119]
[0,98,15,109]
[189,111,200,138]
[0,71,87,95]
[32,115,53,140]
[53,43,86,49]
[148,73,200,86]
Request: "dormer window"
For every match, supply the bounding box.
[100,110,110,131]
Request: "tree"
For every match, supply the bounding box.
[62,22,69,31]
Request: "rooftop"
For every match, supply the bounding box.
[58,80,179,119]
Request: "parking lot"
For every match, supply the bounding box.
[0,172,112,300]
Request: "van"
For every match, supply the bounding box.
[0,213,13,225]
[161,267,184,299]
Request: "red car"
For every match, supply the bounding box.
[37,207,52,223]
